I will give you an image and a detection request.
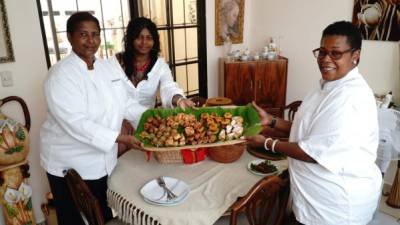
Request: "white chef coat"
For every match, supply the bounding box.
[40,52,147,179]
[289,67,382,225]
[110,56,185,108]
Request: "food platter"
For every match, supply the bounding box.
[135,104,262,151]
[247,159,287,176]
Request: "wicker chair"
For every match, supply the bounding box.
[64,169,125,225]
[228,170,290,225]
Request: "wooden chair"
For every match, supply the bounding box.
[229,171,290,225]
[64,169,125,225]
[262,101,302,141]
[283,101,302,122]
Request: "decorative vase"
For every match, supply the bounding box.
[0,96,30,166]
[0,163,36,225]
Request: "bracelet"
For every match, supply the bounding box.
[271,139,279,153]
[264,138,273,151]
[269,116,277,128]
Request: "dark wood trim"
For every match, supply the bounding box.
[129,0,138,19]
[36,0,51,68]
[197,0,207,98]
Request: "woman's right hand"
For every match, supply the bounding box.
[252,101,273,127]
[244,134,266,149]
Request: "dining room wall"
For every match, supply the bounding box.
[206,0,399,185]
[0,0,48,224]
[206,0,399,103]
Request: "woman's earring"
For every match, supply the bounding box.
[353,60,357,65]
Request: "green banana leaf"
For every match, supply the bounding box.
[135,104,262,149]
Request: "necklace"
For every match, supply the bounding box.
[132,59,151,84]
[135,60,151,73]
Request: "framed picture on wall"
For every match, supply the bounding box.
[352,0,399,41]
[0,0,14,63]
[215,0,245,46]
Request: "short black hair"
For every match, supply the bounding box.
[322,21,362,50]
[66,11,100,34]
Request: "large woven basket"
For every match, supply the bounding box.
[154,151,183,164]
[207,143,245,163]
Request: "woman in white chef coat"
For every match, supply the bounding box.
[40,12,146,225]
[246,21,382,225]
[113,17,196,154]
[114,17,195,110]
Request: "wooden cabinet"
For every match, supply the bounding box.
[219,57,288,117]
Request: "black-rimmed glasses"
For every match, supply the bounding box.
[312,48,355,60]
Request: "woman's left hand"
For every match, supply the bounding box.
[177,98,197,110]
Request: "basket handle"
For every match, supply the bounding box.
[0,96,31,131]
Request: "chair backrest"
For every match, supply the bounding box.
[229,171,290,225]
[284,101,302,122]
[64,169,105,225]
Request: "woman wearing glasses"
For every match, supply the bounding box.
[246,21,381,225]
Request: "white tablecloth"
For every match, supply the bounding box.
[107,149,287,225]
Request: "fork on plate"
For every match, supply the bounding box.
[156,177,177,201]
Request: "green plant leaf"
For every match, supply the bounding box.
[5,145,24,154]
[16,127,25,140]
[26,198,32,210]
[6,204,17,217]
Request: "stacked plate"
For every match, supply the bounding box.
[140,176,190,206]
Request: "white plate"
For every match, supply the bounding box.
[143,190,189,206]
[140,177,190,205]
[247,159,283,176]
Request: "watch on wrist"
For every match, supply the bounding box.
[269,116,277,128]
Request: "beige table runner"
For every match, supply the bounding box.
[107,149,287,225]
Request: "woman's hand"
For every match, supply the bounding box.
[252,101,273,127]
[116,134,144,150]
[244,134,266,149]
[177,98,196,110]
[173,94,196,110]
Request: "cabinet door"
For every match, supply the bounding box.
[254,60,287,109]
[224,62,255,105]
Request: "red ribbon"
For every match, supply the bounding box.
[181,148,207,164]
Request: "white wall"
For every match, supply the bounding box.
[206,0,254,97]
[206,0,399,103]
[0,0,48,223]
[247,0,400,104]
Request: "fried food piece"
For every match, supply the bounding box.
[184,127,195,136]
[224,112,232,119]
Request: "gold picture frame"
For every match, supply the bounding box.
[0,0,14,63]
[215,0,245,46]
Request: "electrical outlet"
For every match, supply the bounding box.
[0,71,13,87]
